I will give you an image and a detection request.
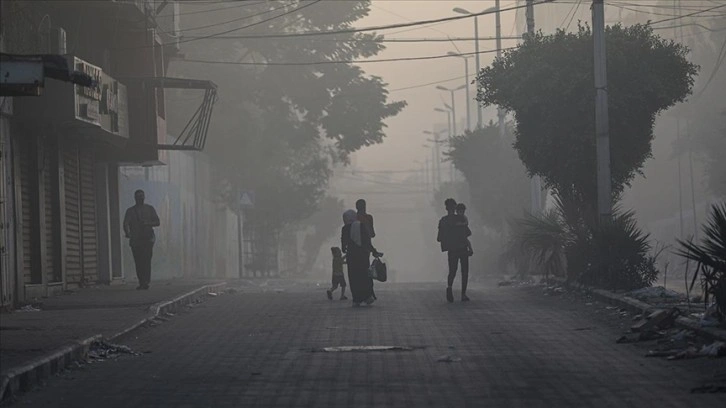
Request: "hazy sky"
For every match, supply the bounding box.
[352,1,523,173]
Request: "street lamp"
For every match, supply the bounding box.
[424,130,446,187]
[436,83,467,135]
[447,52,474,131]
[453,3,501,130]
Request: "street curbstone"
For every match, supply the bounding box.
[586,286,726,342]
[0,282,226,403]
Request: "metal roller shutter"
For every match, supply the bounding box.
[19,139,37,284]
[63,142,82,286]
[79,147,98,284]
[43,140,60,283]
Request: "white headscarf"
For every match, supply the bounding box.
[343,209,362,247]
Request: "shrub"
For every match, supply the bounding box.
[676,202,726,321]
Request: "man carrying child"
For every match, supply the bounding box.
[437,198,472,303]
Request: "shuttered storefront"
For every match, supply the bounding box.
[63,142,82,285]
[19,138,38,284]
[79,148,98,283]
[63,141,99,286]
[43,139,61,283]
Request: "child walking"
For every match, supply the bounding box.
[327,247,348,300]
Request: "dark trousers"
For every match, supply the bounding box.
[447,250,469,294]
[131,243,154,286]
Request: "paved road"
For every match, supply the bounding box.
[10,282,725,408]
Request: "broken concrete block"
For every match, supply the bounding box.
[630,308,680,333]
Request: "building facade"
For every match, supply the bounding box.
[0,0,218,308]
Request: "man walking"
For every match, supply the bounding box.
[437,198,471,302]
[123,189,160,290]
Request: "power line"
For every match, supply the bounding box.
[181,35,522,42]
[173,1,295,33]
[117,0,322,50]
[649,3,726,25]
[156,1,268,18]
[176,46,515,66]
[388,75,469,93]
[167,0,555,43]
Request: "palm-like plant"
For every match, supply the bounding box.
[676,202,726,321]
[512,209,570,284]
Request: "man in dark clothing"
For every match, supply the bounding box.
[123,189,160,290]
[437,198,471,302]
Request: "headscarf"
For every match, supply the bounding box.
[343,209,362,247]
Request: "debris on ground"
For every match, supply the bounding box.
[207,292,219,297]
[17,304,42,312]
[697,303,722,328]
[87,341,140,361]
[626,286,684,302]
[630,308,680,333]
[318,345,415,353]
[700,341,726,357]
[436,355,462,363]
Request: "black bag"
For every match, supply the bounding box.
[368,257,387,282]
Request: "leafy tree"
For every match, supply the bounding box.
[299,196,344,276]
[476,24,698,213]
[447,122,531,232]
[168,1,405,271]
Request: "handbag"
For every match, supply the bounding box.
[368,257,387,282]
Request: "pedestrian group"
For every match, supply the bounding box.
[328,197,473,307]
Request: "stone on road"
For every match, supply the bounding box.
[11,283,724,407]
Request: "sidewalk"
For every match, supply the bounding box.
[0,279,225,399]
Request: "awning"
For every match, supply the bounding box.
[0,53,96,96]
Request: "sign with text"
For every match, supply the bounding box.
[73,57,128,138]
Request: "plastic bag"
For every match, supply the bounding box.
[368,257,387,282]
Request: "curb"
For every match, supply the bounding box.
[0,282,226,403]
[587,287,726,342]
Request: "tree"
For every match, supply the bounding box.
[476,24,698,213]
[446,122,531,232]
[168,1,406,272]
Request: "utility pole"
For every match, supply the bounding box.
[593,0,612,221]
[495,0,506,140]
[434,132,442,187]
[237,209,244,278]
[526,0,543,214]
[475,16,482,128]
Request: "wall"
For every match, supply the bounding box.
[119,150,239,281]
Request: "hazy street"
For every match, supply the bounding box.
[11,282,724,408]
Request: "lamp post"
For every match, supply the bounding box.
[447,52,473,131]
[453,4,498,129]
[424,130,446,187]
[436,84,466,136]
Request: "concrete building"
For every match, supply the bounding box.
[0,0,217,308]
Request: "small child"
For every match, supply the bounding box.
[327,247,348,300]
[456,203,474,257]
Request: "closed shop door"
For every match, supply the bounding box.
[79,147,98,283]
[63,141,82,285]
[43,138,61,283]
[19,137,39,284]
[0,118,15,307]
